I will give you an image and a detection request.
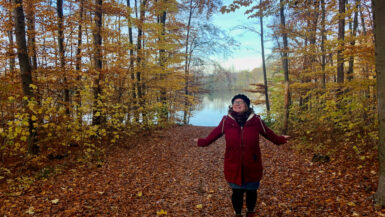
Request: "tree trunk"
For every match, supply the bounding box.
[373,0,385,207]
[13,0,39,155]
[75,0,83,72]
[25,0,37,70]
[303,0,319,109]
[337,0,345,84]
[7,0,16,74]
[259,0,270,116]
[321,0,326,88]
[359,3,367,36]
[159,0,168,124]
[359,2,370,99]
[75,0,83,124]
[57,0,70,115]
[183,0,193,124]
[127,0,137,123]
[92,0,104,126]
[347,0,359,81]
[136,0,147,124]
[280,0,290,135]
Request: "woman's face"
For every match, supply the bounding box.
[232,99,247,113]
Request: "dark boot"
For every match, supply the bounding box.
[234,214,242,217]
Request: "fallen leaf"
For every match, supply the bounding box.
[51,199,60,204]
[347,201,356,207]
[26,207,35,215]
[156,209,167,215]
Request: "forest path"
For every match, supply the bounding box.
[1,125,380,216]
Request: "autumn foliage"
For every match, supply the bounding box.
[0,0,194,167]
[222,0,378,157]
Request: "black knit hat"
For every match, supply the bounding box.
[231,94,251,107]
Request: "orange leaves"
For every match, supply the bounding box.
[0,125,380,215]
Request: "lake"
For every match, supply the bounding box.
[189,90,265,126]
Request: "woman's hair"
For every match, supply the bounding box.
[231,94,251,107]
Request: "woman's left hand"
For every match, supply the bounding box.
[283,135,291,140]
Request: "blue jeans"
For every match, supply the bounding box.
[228,181,260,190]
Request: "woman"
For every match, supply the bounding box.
[194,94,289,217]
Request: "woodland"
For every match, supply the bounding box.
[0,0,385,216]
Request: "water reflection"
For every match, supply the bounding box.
[190,90,265,126]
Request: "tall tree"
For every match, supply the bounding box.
[280,0,290,134]
[75,0,84,72]
[135,0,147,123]
[126,0,137,123]
[321,0,326,88]
[260,0,270,115]
[7,0,15,73]
[183,0,193,124]
[347,0,359,81]
[75,0,84,123]
[92,0,104,126]
[57,0,70,115]
[373,0,385,207]
[25,0,37,70]
[13,0,39,155]
[158,0,168,123]
[337,0,345,84]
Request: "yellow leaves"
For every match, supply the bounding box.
[137,191,143,197]
[26,207,35,215]
[156,209,167,215]
[51,199,60,204]
[29,84,38,90]
[196,204,203,209]
[347,201,356,207]
[8,96,15,101]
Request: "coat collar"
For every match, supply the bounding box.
[228,112,255,123]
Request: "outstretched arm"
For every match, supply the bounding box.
[258,117,288,145]
[195,116,226,147]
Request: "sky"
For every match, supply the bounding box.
[210,2,271,72]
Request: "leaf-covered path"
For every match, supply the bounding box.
[1,125,382,216]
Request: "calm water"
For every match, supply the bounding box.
[189,91,265,126]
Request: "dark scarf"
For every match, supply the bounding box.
[229,108,252,127]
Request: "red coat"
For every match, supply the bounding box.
[197,113,287,186]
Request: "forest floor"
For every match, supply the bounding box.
[0,125,384,216]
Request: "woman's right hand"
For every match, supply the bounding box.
[193,138,198,142]
[283,135,291,140]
